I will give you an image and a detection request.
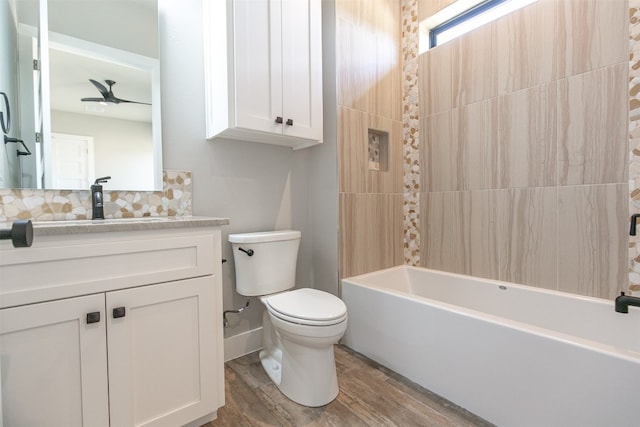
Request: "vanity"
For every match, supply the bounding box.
[0,217,228,427]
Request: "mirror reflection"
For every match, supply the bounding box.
[0,0,162,191]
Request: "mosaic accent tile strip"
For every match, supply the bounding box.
[0,170,192,222]
[402,0,421,266]
[630,2,640,294]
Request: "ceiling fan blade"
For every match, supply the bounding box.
[88,79,109,98]
[81,97,108,102]
[114,98,151,105]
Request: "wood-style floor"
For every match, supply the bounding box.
[206,345,494,427]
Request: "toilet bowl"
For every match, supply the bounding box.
[228,231,348,407]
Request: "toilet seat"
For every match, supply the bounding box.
[264,288,347,326]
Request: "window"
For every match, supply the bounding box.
[421,0,537,51]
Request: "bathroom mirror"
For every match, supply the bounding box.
[0,0,162,191]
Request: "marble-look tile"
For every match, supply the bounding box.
[499,82,557,188]
[421,191,460,273]
[454,98,500,190]
[422,111,457,192]
[335,0,402,121]
[558,184,627,299]
[338,106,367,194]
[423,99,499,192]
[557,0,628,78]
[422,190,500,280]
[451,21,498,107]
[557,63,628,185]
[419,43,452,116]
[498,187,558,290]
[339,193,404,278]
[497,0,558,94]
[417,0,457,21]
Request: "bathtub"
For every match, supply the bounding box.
[341,266,640,427]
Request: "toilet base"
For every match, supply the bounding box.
[259,339,339,407]
[260,311,344,407]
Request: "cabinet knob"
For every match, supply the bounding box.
[275,116,283,124]
[113,307,126,318]
[86,311,101,324]
[286,119,293,126]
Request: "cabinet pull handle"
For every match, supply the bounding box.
[286,119,293,126]
[113,307,126,318]
[86,311,101,324]
[275,116,283,124]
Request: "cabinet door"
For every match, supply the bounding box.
[107,276,218,427]
[281,0,323,141]
[234,0,283,134]
[0,294,109,427]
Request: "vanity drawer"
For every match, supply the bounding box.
[0,228,219,308]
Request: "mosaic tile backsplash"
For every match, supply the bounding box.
[0,170,192,221]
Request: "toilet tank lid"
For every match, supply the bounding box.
[228,230,301,243]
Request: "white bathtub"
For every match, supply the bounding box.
[341,266,640,427]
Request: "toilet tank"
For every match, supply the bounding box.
[228,230,301,296]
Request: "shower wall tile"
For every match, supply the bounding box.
[498,82,557,188]
[454,98,500,190]
[557,63,628,186]
[423,98,499,192]
[338,106,367,193]
[336,0,402,121]
[419,43,452,116]
[557,0,628,79]
[558,184,627,299]
[338,107,403,194]
[451,22,498,107]
[420,191,459,273]
[339,193,404,278]
[496,0,558,94]
[498,187,558,290]
[422,111,457,192]
[418,0,456,21]
[422,190,500,280]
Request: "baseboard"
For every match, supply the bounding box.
[224,327,263,362]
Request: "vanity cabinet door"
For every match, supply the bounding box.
[0,294,109,427]
[106,276,219,427]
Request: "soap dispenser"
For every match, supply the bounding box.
[91,176,111,220]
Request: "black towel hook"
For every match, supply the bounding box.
[0,91,10,134]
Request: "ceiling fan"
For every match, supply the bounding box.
[81,79,150,105]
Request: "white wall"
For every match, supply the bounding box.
[51,110,153,190]
[158,0,338,338]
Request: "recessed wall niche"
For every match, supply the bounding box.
[368,129,389,171]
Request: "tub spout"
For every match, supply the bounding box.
[615,292,640,313]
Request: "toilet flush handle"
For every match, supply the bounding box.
[238,247,254,256]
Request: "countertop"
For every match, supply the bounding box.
[1,216,229,236]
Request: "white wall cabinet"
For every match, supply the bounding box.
[0,226,225,427]
[204,0,323,150]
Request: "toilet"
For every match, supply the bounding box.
[228,230,348,407]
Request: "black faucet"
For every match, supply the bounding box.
[91,176,111,220]
[615,292,640,313]
[630,214,640,236]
